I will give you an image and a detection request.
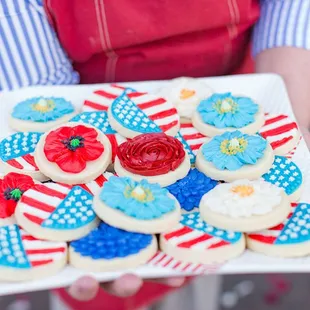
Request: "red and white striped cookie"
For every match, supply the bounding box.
[160,212,245,264]
[259,114,300,156]
[0,224,67,281]
[82,84,137,112]
[108,93,180,138]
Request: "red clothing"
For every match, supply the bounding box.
[45,1,259,309]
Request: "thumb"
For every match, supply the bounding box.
[68,276,100,301]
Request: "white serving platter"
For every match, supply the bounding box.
[0,73,310,296]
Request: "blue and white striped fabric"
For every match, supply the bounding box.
[253,0,310,56]
[0,0,79,91]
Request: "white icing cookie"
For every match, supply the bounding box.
[9,97,77,132]
[34,122,112,184]
[108,93,180,138]
[0,224,67,281]
[15,182,101,241]
[158,77,213,122]
[160,212,245,264]
[247,203,310,257]
[199,180,291,232]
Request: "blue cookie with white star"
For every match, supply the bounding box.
[263,156,302,202]
[69,222,157,272]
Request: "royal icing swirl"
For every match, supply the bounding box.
[201,180,282,218]
[117,133,185,176]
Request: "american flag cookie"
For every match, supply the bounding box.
[192,93,265,137]
[34,123,112,184]
[247,203,310,257]
[9,97,76,133]
[0,132,48,182]
[82,84,137,112]
[0,173,36,227]
[259,114,300,156]
[108,92,180,138]
[0,224,67,281]
[69,222,157,272]
[157,77,213,123]
[14,182,101,242]
[262,156,303,203]
[199,180,291,232]
[70,111,127,163]
[160,212,245,264]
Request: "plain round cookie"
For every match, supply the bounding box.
[114,152,191,187]
[160,212,245,264]
[34,122,112,184]
[195,143,274,182]
[192,106,265,137]
[200,188,291,232]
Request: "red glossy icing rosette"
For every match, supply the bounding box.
[34,123,112,184]
[114,133,191,186]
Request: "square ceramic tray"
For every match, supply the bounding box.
[0,74,310,296]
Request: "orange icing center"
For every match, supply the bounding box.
[231,185,254,197]
[180,89,196,99]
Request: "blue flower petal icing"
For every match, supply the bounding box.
[71,222,153,259]
[100,176,176,220]
[197,93,258,128]
[166,169,218,212]
[12,97,74,122]
[202,131,267,171]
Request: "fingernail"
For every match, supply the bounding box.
[166,277,185,287]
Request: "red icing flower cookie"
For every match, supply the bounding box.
[114,133,191,186]
[34,123,112,184]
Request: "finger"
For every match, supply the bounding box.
[101,274,143,297]
[146,276,186,287]
[68,276,100,301]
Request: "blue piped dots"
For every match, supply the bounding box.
[166,169,218,211]
[71,223,153,259]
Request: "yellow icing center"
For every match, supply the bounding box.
[180,89,196,99]
[231,185,255,197]
[221,100,232,112]
[32,99,55,113]
[124,185,154,203]
[220,138,248,155]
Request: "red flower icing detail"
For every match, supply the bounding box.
[44,125,105,173]
[0,173,35,218]
[117,133,185,176]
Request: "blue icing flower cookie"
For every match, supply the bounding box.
[108,93,180,138]
[160,212,245,264]
[262,156,302,202]
[15,183,100,241]
[0,224,67,281]
[192,92,265,137]
[196,130,274,182]
[166,169,218,212]
[9,97,76,132]
[69,222,157,272]
[247,203,310,257]
[94,176,181,233]
[0,132,48,181]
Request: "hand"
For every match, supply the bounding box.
[68,274,185,301]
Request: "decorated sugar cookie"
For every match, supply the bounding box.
[192,93,264,137]
[160,212,245,264]
[263,156,302,202]
[93,176,181,233]
[166,169,217,212]
[0,132,48,181]
[115,133,191,187]
[9,97,76,132]
[196,131,274,182]
[15,182,100,241]
[34,123,112,184]
[247,203,310,257]
[82,84,137,111]
[158,77,213,122]
[108,93,180,138]
[0,224,67,281]
[259,114,300,156]
[78,172,114,196]
[0,173,35,227]
[199,180,291,232]
[70,111,127,162]
[70,222,157,272]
